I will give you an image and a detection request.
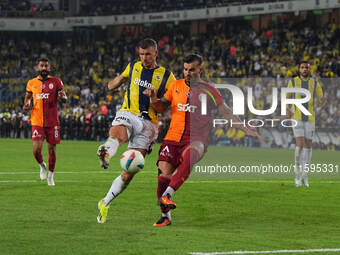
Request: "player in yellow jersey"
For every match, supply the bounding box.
[96,38,176,223]
[287,61,324,187]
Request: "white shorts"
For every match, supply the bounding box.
[111,110,158,150]
[292,120,315,140]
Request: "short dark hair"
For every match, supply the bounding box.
[138,38,157,50]
[37,57,49,65]
[183,53,203,66]
[299,60,309,68]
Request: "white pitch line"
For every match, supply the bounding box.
[0,171,155,174]
[1,180,340,184]
[0,171,112,174]
[189,248,340,255]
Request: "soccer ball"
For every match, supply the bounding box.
[120,150,145,174]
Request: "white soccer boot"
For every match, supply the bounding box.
[40,162,47,180]
[47,171,55,186]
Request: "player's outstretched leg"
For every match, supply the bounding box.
[160,146,201,210]
[97,137,119,169]
[97,126,128,169]
[97,173,132,223]
[153,174,172,227]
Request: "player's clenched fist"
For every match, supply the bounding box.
[23,101,31,110]
[143,88,156,100]
[57,90,67,102]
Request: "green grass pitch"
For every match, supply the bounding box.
[0,138,339,255]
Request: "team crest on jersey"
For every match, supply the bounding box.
[32,129,42,138]
[49,83,54,89]
[40,84,45,89]
[155,75,161,81]
[160,145,172,158]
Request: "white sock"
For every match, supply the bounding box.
[294,146,302,179]
[105,138,119,159]
[301,148,312,179]
[162,211,172,221]
[162,186,175,197]
[103,175,129,206]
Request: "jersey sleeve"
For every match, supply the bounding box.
[315,81,324,103]
[156,70,176,98]
[165,72,176,90]
[56,78,64,91]
[26,80,32,93]
[163,80,175,102]
[121,63,131,79]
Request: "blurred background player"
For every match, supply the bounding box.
[144,54,261,226]
[96,38,176,223]
[23,58,67,186]
[287,61,325,187]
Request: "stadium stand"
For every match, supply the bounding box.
[0,3,339,149]
[0,0,293,17]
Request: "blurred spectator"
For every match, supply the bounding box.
[0,17,339,148]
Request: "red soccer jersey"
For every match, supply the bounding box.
[26,76,64,127]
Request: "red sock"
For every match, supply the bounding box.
[169,148,200,191]
[34,151,43,164]
[157,175,171,214]
[48,150,56,172]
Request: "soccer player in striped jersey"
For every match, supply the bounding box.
[97,38,176,223]
[23,58,67,186]
[287,61,324,187]
[144,54,260,226]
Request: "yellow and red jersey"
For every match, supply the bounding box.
[26,75,64,127]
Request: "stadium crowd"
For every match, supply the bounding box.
[0,19,339,148]
[78,0,291,16]
[0,0,292,17]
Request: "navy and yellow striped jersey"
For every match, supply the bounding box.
[120,61,176,124]
[287,76,323,122]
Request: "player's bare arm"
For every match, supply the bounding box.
[143,88,170,113]
[218,103,261,142]
[57,89,67,103]
[108,74,128,90]
[23,92,33,110]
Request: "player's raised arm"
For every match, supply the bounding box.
[107,74,128,90]
[143,88,170,113]
[218,102,261,142]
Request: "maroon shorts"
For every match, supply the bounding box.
[32,125,60,144]
[157,139,208,168]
